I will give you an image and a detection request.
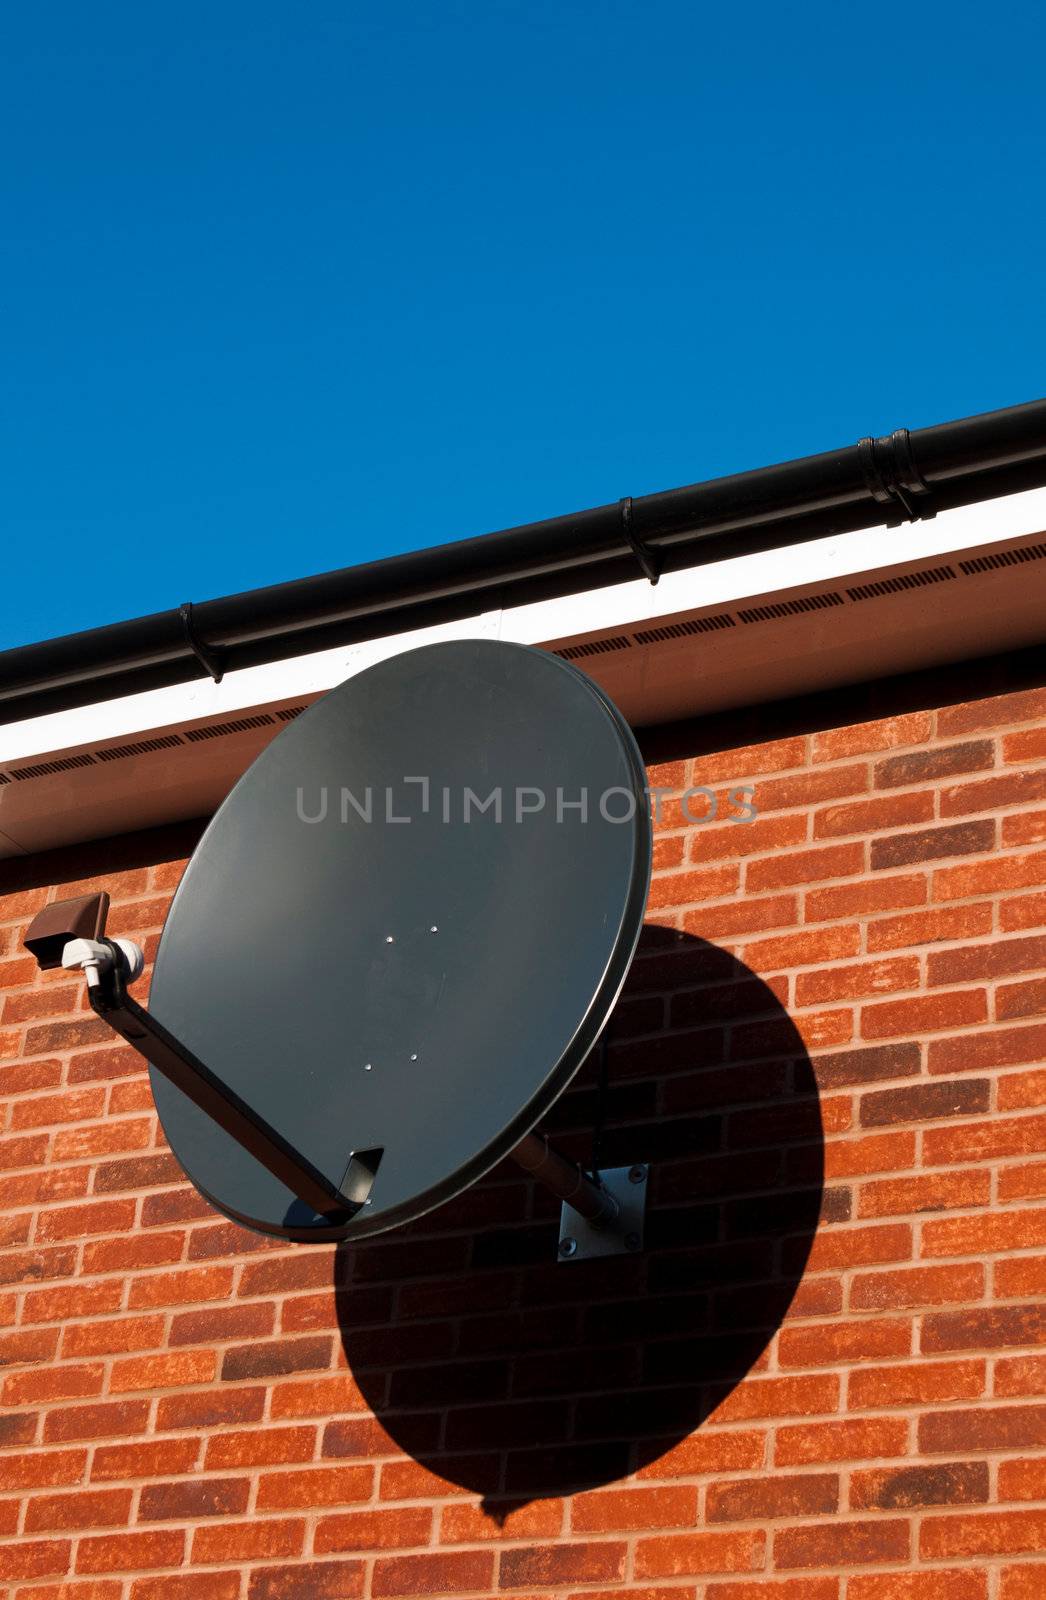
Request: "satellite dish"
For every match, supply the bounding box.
[25,641,652,1257]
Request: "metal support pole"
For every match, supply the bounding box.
[510,1131,620,1229]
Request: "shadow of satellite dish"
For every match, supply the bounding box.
[334,927,825,1511]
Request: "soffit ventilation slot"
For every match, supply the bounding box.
[10,752,98,781]
[0,772,10,785]
[634,613,736,645]
[183,714,276,743]
[959,543,1046,575]
[737,592,844,624]
[276,705,308,721]
[847,565,956,601]
[95,734,185,763]
[556,635,633,661]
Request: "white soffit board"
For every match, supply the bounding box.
[1,485,1045,858]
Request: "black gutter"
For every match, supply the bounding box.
[2,398,1044,727]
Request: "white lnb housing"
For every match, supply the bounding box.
[61,937,145,988]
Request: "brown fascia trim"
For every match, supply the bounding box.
[0,398,1044,728]
[3,638,1042,897]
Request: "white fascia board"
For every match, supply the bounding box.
[2,484,1045,767]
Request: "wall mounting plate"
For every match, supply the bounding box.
[558,1163,648,1261]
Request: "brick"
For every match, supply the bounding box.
[925,1111,1046,1166]
[0,1449,88,1490]
[92,1438,200,1480]
[861,987,988,1039]
[860,1167,991,1217]
[921,1508,1046,1557]
[3,1363,104,1407]
[1005,807,1046,846]
[747,842,864,892]
[1000,1162,1046,1201]
[861,1077,989,1126]
[0,1244,76,1288]
[919,1406,1046,1452]
[869,901,994,951]
[935,849,1046,901]
[76,1530,185,1572]
[800,1222,912,1273]
[850,1359,986,1411]
[849,1575,986,1600]
[691,812,809,864]
[634,1531,764,1577]
[778,1318,911,1367]
[43,1400,149,1443]
[924,1208,1046,1257]
[109,1351,215,1392]
[155,1386,265,1430]
[53,1118,154,1161]
[10,1087,105,1130]
[997,1254,1046,1296]
[707,1584,838,1600]
[683,894,798,939]
[647,863,741,909]
[372,1550,496,1594]
[876,740,995,788]
[0,1539,72,1581]
[255,1465,373,1510]
[25,1489,132,1531]
[999,1458,1046,1501]
[814,713,932,760]
[1002,1567,1046,1600]
[192,1518,306,1561]
[571,1486,694,1532]
[204,1427,317,1470]
[775,1519,909,1567]
[221,1335,331,1380]
[822,1132,915,1179]
[929,1023,1046,1075]
[269,1375,366,1417]
[755,762,870,812]
[806,873,927,923]
[314,1507,433,1552]
[248,1562,365,1599]
[62,1316,166,1358]
[67,1043,143,1083]
[692,737,807,783]
[851,1461,989,1509]
[775,1416,907,1465]
[851,1262,983,1310]
[635,1430,766,1477]
[81,1232,185,1273]
[815,789,935,839]
[169,1302,275,1345]
[24,1018,110,1054]
[1003,891,1046,931]
[138,1477,249,1519]
[707,1473,837,1521]
[132,1578,240,1600]
[998,980,1046,1023]
[939,686,1046,734]
[999,1068,1046,1112]
[942,770,1046,816]
[127,1266,235,1309]
[798,957,919,1006]
[922,1305,1046,1353]
[743,923,860,971]
[929,933,1046,984]
[3,984,79,1022]
[706,1374,839,1422]
[872,819,995,870]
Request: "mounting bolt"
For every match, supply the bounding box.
[625,1232,642,1251]
[628,1165,646,1184]
[559,1236,577,1258]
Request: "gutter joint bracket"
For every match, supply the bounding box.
[857,429,936,527]
[179,603,225,684]
[621,497,661,585]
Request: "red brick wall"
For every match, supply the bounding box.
[1,671,1045,1600]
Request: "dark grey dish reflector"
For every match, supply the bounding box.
[148,640,651,1241]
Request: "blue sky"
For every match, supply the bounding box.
[3,2,1044,651]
